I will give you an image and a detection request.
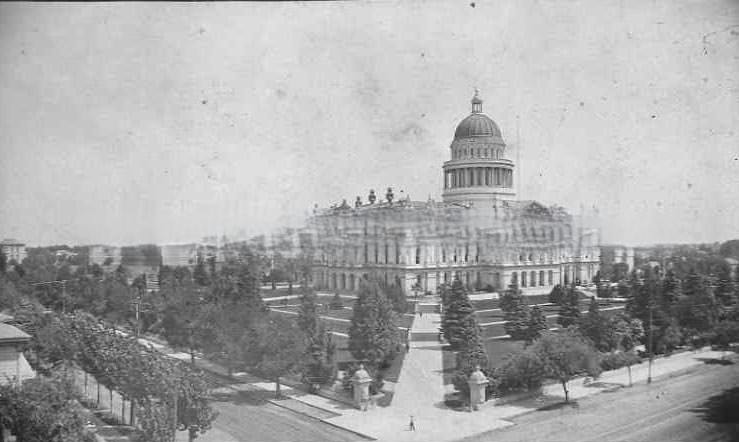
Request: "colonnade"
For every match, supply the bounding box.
[444,167,513,189]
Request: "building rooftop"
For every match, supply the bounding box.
[1,239,25,246]
[0,323,30,345]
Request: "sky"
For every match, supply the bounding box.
[0,1,737,247]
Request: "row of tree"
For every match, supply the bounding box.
[25,310,217,441]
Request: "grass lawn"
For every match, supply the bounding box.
[441,338,526,385]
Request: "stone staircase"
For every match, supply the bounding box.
[411,300,442,341]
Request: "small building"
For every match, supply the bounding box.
[0,239,26,264]
[0,323,35,385]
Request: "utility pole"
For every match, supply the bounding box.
[647,279,654,384]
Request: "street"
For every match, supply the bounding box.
[203,396,363,442]
[458,359,739,442]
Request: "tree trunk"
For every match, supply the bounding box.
[130,401,135,427]
[84,372,88,396]
[275,376,281,398]
[627,364,632,387]
[97,381,101,407]
[562,380,569,403]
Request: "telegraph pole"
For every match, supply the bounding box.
[647,276,654,384]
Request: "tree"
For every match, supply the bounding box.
[0,372,97,442]
[604,313,644,386]
[456,315,488,372]
[297,289,335,387]
[348,280,402,367]
[382,281,408,314]
[160,282,210,364]
[254,314,307,397]
[579,297,608,351]
[451,315,491,401]
[532,329,601,402]
[548,284,564,305]
[500,283,530,340]
[193,259,210,287]
[676,272,719,334]
[441,279,475,349]
[525,305,548,344]
[557,286,581,328]
[495,349,545,394]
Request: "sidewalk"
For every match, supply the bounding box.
[142,325,735,442]
[323,346,734,442]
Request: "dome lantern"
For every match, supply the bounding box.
[471,88,483,114]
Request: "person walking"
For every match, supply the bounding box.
[409,415,415,431]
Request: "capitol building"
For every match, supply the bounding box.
[302,92,600,296]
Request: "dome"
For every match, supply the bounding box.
[454,90,502,140]
[454,113,502,139]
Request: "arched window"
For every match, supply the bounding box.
[548,270,554,285]
[521,272,527,287]
[530,271,536,287]
[539,270,545,286]
[528,253,533,261]
[415,246,421,264]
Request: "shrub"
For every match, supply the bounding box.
[599,351,642,371]
[495,350,545,395]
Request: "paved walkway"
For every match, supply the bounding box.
[139,321,735,442]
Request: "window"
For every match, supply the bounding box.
[540,270,545,286]
[521,272,527,287]
[511,272,518,285]
[384,244,389,264]
[395,243,401,264]
[374,244,379,263]
[415,246,421,264]
[530,271,536,287]
[548,270,554,285]
[442,247,446,262]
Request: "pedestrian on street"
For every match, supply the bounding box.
[409,415,415,431]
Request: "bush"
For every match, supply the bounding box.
[494,350,545,395]
[599,352,642,371]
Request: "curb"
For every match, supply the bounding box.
[266,399,376,440]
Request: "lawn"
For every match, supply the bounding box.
[441,338,526,385]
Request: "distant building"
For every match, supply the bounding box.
[161,243,198,267]
[89,245,122,267]
[725,257,738,279]
[0,239,26,264]
[301,92,600,295]
[0,322,35,385]
[600,245,635,273]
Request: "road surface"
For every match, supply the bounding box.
[458,358,739,442]
[204,395,363,442]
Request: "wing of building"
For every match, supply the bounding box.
[300,91,600,296]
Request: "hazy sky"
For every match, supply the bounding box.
[1,1,737,247]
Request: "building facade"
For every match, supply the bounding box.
[0,239,26,264]
[302,92,600,295]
